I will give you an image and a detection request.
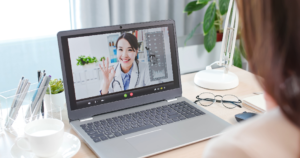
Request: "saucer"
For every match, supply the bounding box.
[11,132,81,158]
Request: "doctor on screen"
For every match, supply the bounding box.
[99,33,154,95]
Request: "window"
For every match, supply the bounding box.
[0,0,70,92]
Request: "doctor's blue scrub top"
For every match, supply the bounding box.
[120,65,133,90]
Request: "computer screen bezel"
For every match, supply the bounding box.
[57,20,182,121]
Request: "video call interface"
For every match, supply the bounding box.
[68,27,174,101]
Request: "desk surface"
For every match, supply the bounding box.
[0,67,262,158]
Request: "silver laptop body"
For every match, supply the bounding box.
[57,20,230,158]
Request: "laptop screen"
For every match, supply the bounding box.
[60,23,180,111]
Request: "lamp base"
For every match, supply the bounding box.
[194,69,239,90]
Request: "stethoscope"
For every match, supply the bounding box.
[111,61,140,90]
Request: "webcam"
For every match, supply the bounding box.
[120,26,122,29]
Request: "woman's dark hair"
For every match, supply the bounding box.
[115,33,139,63]
[237,0,300,129]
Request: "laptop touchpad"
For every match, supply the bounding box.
[126,130,178,154]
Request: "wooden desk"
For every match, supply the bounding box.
[0,67,262,158]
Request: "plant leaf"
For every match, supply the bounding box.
[92,57,98,63]
[204,26,216,52]
[94,58,98,63]
[239,39,247,59]
[184,22,201,45]
[233,46,243,68]
[214,9,221,32]
[197,0,210,4]
[46,79,64,94]
[187,11,193,15]
[100,57,106,61]
[219,0,230,15]
[184,1,207,13]
[203,2,216,35]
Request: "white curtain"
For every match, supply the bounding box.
[0,0,207,92]
[69,0,206,46]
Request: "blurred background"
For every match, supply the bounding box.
[0,0,247,92]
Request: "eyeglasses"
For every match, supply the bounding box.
[194,92,242,109]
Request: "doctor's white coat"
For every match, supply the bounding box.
[100,61,157,94]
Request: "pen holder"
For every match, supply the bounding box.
[43,91,66,117]
[0,100,2,135]
[0,83,63,137]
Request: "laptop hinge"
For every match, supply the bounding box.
[79,117,93,122]
[166,98,178,102]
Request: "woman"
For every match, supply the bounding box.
[99,33,153,95]
[203,1,300,158]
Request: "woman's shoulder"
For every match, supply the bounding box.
[203,108,300,158]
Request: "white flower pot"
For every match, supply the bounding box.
[82,63,97,69]
[44,91,66,113]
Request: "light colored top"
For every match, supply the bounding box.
[203,107,300,158]
[120,64,133,90]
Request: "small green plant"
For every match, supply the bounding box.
[76,55,98,66]
[46,79,64,94]
[100,56,106,61]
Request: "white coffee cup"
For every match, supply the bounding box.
[15,118,64,157]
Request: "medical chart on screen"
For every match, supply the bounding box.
[145,31,168,81]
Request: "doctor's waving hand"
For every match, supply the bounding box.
[99,33,155,95]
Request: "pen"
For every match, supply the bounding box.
[25,73,46,121]
[5,77,24,127]
[7,82,31,127]
[31,73,45,102]
[38,71,41,81]
[31,75,51,121]
[41,70,45,118]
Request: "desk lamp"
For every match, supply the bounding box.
[194,0,239,90]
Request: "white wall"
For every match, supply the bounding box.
[68,33,119,100]
[178,42,222,74]
[178,41,249,74]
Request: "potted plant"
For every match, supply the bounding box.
[44,79,65,112]
[76,55,98,69]
[184,0,245,68]
[100,56,106,62]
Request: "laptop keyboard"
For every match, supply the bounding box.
[80,101,205,143]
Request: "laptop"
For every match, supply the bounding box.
[57,20,230,158]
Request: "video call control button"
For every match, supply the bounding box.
[124,94,127,98]
[130,93,133,96]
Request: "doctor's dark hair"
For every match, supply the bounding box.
[237,0,300,129]
[116,33,139,63]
